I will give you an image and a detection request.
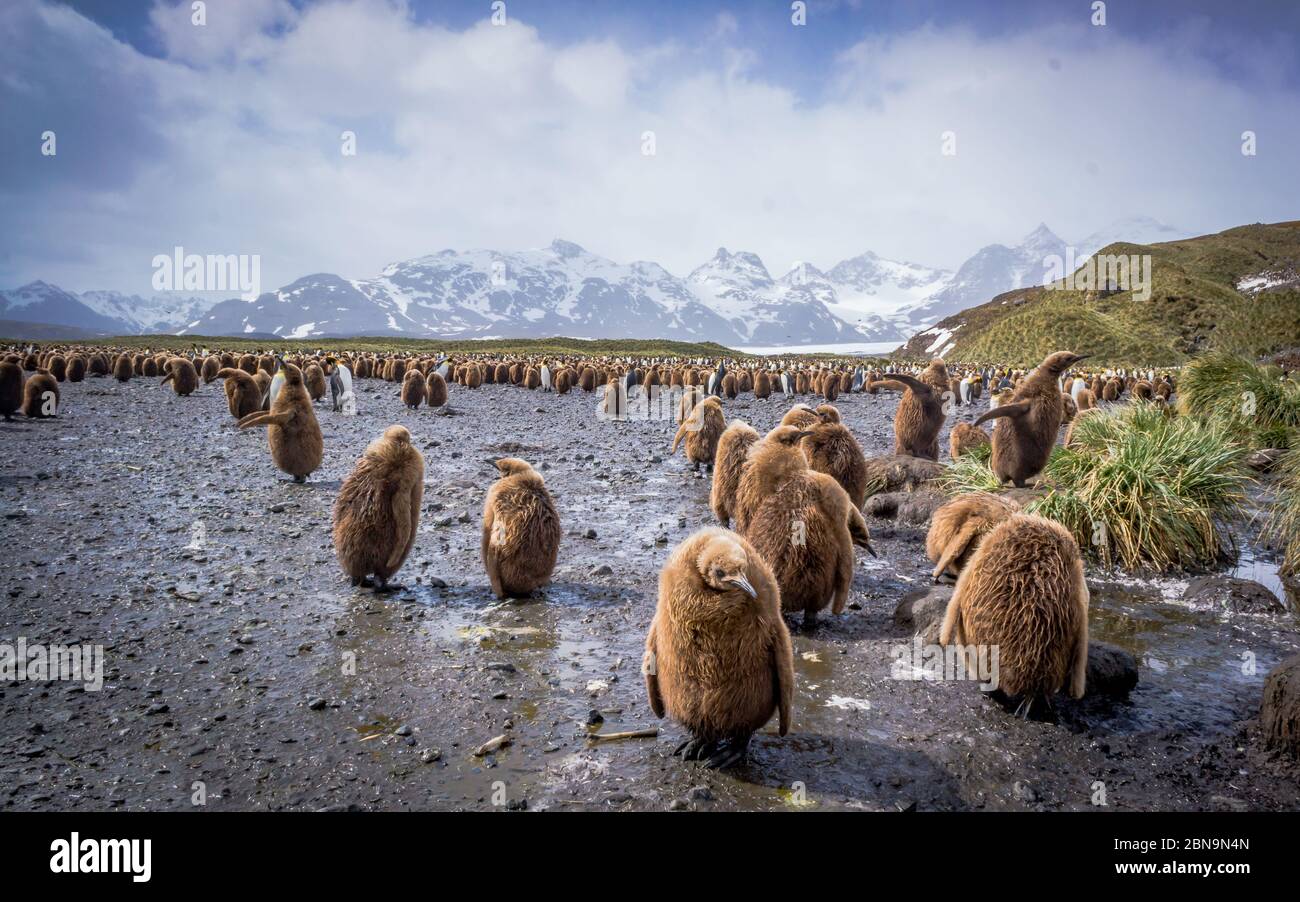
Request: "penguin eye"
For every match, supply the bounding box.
[713,568,724,579]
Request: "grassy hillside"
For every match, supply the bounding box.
[897,221,1300,367]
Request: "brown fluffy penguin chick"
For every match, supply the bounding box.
[710,420,760,526]
[939,513,1089,718]
[217,368,262,419]
[779,403,818,430]
[925,492,1018,582]
[644,527,794,768]
[22,371,59,418]
[332,425,425,591]
[736,426,875,627]
[237,363,324,483]
[425,371,448,407]
[1075,388,1096,411]
[800,405,868,508]
[304,364,327,401]
[201,356,221,383]
[875,359,950,460]
[670,396,725,475]
[113,354,133,382]
[678,384,703,422]
[400,370,425,409]
[161,358,198,396]
[481,458,561,598]
[974,351,1088,488]
[0,361,23,420]
[1060,392,1077,423]
[754,371,771,399]
[949,422,991,459]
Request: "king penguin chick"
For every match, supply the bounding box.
[874,359,950,460]
[0,361,23,421]
[217,368,262,419]
[800,404,868,508]
[237,362,324,482]
[939,513,1089,719]
[481,458,561,598]
[671,396,725,476]
[735,426,875,628]
[644,527,794,768]
[332,425,425,591]
[974,351,1088,488]
[710,420,760,527]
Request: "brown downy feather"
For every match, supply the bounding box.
[481,458,561,598]
[332,425,425,588]
[711,420,760,526]
[644,527,794,751]
[939,513,1089,713]
[974,351,1086,488]
[925,492,1018,581]
[237,363,324,481]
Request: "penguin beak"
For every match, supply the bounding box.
[1069,354,1091,366]
[863,540,878,558]
[726,574,758,598]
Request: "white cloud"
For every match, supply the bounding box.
[2,0,1297,298]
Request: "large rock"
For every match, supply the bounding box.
[894,584,953,643]
[865,490,946,526]
[1184,576,1286,616]
[1084,641,1139,698]
[1261,653,1300,759]
[1244,448,1287,473]
[863,454,945,496]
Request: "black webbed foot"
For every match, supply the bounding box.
[674,737,717,761]
[705,734,751,769]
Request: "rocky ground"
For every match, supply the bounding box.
[2,374,1299,811]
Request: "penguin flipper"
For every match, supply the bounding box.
[644,625,665,719]
[238,411,291,429]
[939,586,965,647]
[772,617,795,736]
[974,401,1033,427]
[386,487,414,574]
[931,520,981,582]
[481,509,505,599]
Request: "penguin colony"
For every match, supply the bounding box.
[3,340,1178,766]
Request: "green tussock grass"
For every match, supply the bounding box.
[1264,444,1300,576]
[1176,352,1300,449]
[938,443,1000,494]
[1025,403,1250,571]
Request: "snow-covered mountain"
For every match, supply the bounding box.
[899,223,1069,328]
[185,241,797,344]
[687,249,882,344]
[0,282,133,335]
[183,241,890,345]
[0,282,215,337]
[820,252,952,337]
[79,290,213,335]
[3,217,1189,345]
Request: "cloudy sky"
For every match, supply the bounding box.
[3,0,1299,296]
